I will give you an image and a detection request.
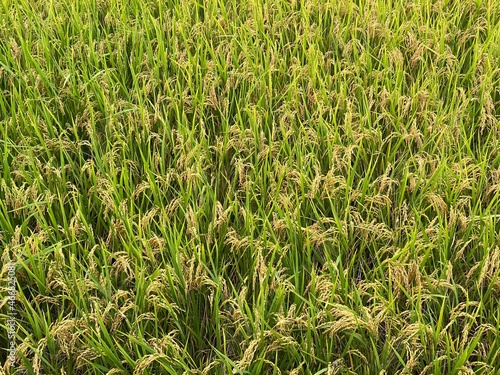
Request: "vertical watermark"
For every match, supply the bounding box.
[7,261,17,367]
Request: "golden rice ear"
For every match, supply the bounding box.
[234,338,260,372]
[133,353,170,375]
[325,358,357,375]
[425,193,448,215]
[287,361,305,375]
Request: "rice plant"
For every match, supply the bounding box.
[1,0,500,374]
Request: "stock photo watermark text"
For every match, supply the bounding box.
[7,261,17,367]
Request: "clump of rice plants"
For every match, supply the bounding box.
[1,0,500,374]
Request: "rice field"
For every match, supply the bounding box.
[1,0,500,374]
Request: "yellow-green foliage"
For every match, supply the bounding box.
[0,0,500,374]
